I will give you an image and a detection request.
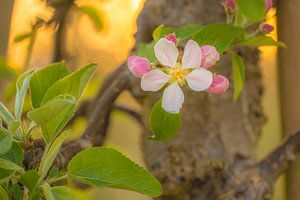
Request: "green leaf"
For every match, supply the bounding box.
[79,6,103,31]
[150,100,181,141]
[15,71,33,120]
[42,184,76,200]
[236,0,265,22]
[193,23,245,53]
[41,63,97,105]
[0,102,15,124]
[19,170,40,192]
[30,62,69,108]
[14,32,32,43]
[7,184,23,200]
[152,25,175,41]
[27,95,76,143]
[0,185,8,200]
[39,130,70,180]
[0,168,14,184]
[67,147,162,197]
[137,42,156,62]
[152,24,203,42]
[1,142,24,165]
[231,53,246,100]
[0,157,23,172]
[0,129,12,155]
[241,36,287,48]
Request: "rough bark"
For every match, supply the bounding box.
[133,0,266,199]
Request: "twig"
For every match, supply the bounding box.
[113,104,144,128]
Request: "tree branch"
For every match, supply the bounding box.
[257,131,300,182]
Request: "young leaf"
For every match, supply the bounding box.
[150,100,181,141]
[67,147,163,197]
[1,143,23,166]
[231,53,246,100]
[15,71,33,120]
[41,63,97,105]
[241,36,287,48]
[42,184,76,200]
[0,102,15,123]
[0,185,8,200]
[0,129,12,155]
[39,130,70,180]
[30,61,69,108]
[193,23,245,53]
[152,25,175,41]
[19,170,40,192]
[79,6,103,31]
[236,0,265,22]
[27,95,76,143]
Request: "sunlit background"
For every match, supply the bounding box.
[2,0,285,199]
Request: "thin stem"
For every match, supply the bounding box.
[47,174,68,185]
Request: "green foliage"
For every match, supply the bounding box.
[0,186,8,200]
[40,63,97,104]
[79,6,103,31]
[42,184,77,200]
[193,23,245,53]
[241,36,287,48]
[27,95,76,143]
[67,147,163,197]
[15,71,33,120]
[39,131,70,180]
[0,102,15,124]
[231,52,246,100]
[152,24,203,42]
[30,62,69,108]
[19,170,40,192]
[0,129,12,155]
[1,143,23,165]
[150,100,181,141]
[236,0,265,22]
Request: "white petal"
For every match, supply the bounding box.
[162,82,184,113]
[185,68,213,91]
[141,70,170,91]
[154,38,179,67]
[182,40,202,69]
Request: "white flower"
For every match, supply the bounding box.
[141,38,213,114]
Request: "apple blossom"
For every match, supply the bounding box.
[200,45,220,68]
[224,0,235,10]
[127,55,151,78]
[265,0,273,12]
[127,37,226,113]
[260,23,274,33]
[166,33,177,44]
[207,75,230,95]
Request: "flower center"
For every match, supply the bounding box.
[169,63,189,85]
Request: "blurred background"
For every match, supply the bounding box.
[0,0,299,199]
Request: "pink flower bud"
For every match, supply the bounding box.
[127,56,151,78]
[207,75,229,95]
[265,0,273,12]
[200,45,220,68]
[165,34,177,44]
[224,0,235,10]
[260,23,274,33]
